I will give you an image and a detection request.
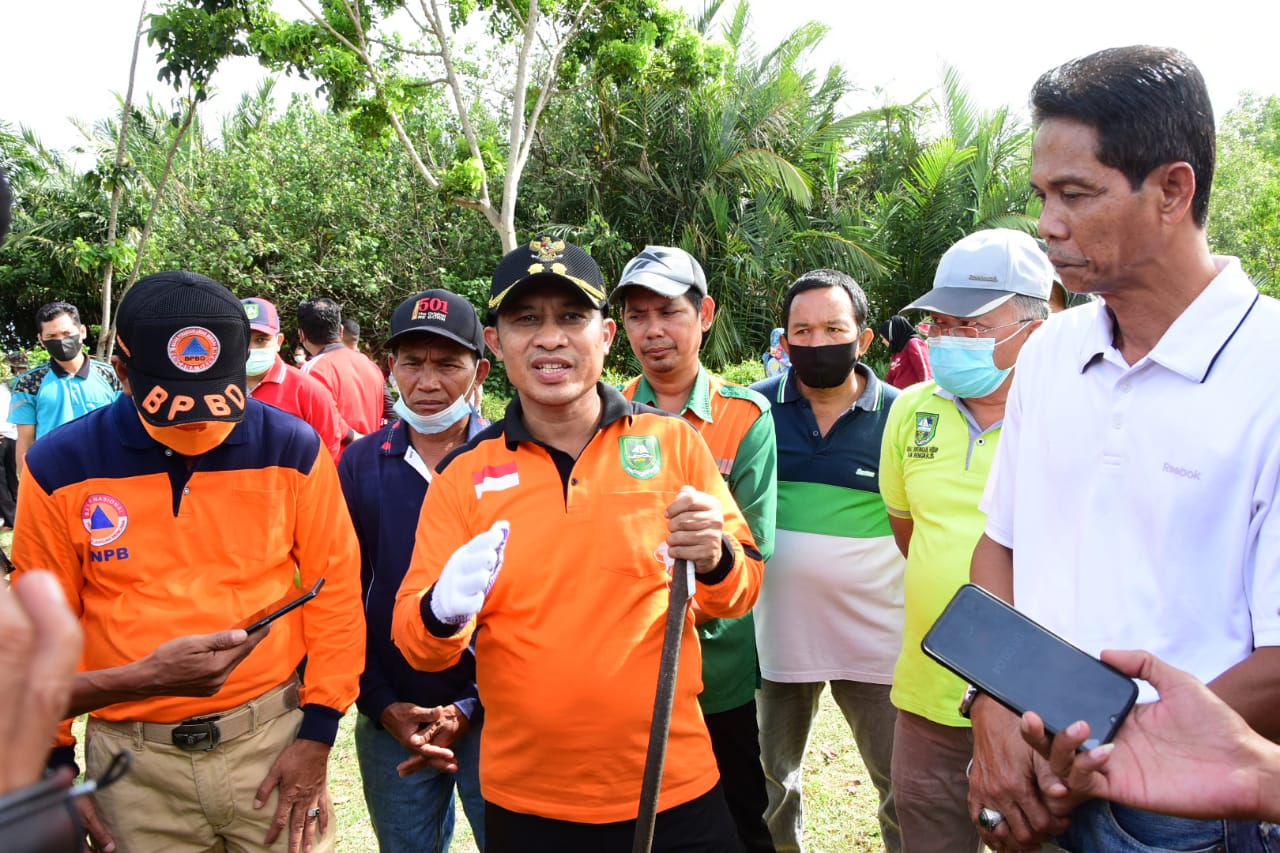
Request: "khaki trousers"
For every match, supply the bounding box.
[85,707,336,853]
[890,710,982,853]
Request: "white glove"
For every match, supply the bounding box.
[429,521,509,626]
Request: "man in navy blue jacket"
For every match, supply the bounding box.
[338,289,491,852]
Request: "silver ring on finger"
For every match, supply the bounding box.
[307,807,321,820]
[978,807,1005,830]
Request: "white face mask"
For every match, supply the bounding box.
[393,371,476,435]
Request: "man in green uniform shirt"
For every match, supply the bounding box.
[614,245,778,853]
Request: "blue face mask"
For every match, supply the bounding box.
[245,345,278,377]
[927,324,1028,399]
[394,374,475,435]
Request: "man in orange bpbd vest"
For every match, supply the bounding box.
[392,236,765,852]
[614,246,778,853]
[11,270,364,853]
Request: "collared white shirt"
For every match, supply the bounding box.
[981,257,1280,700]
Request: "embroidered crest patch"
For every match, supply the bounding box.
[82,494,129,547]
[914,412,939,446]
[529,237,566,262]
[620,435,661,480]
[167,326,221,373]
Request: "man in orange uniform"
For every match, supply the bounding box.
[12,270,364,853]
[392,236,764,852]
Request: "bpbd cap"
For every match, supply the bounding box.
[386,289,484,356]
[488,236,608,322]
[116,271,249,426]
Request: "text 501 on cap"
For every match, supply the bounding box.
[387,289,485,355]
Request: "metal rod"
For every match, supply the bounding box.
[631,558,692,853]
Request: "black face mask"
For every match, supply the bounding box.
[787,341,859,388]
[42,335,82,363]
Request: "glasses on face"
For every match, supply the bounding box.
[921,319,1036,339]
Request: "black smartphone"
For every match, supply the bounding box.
[235,577,325,634]
[922,583,1138,749]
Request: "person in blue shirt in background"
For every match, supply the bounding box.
[10,301,120,478]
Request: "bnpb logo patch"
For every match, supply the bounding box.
[167,326,221,373]
[82,494,129,547]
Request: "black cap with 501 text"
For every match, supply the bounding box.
[386,289,484,356]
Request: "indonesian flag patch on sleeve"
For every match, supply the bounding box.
[473,462,519,498]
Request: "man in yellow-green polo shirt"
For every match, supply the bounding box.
[878,229,1052,853]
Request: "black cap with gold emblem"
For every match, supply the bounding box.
[487,235,608,323]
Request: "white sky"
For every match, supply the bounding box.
[2,0,1278,156]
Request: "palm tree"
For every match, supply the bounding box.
[855,67,1037,315]
[583,0,887,367]
[0,123,135,342]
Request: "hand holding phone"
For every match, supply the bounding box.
[235,578,325,634]
[922,583,1138,749]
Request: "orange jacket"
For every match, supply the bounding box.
[12,398,364,747]
[392,385,763,823]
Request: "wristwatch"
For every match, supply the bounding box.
[958,684,981,719]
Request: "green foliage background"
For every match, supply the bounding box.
[1,0,1276,360]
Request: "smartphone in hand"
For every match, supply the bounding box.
[922,583,1138,749]
[235,577,325,634]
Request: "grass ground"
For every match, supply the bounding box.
[66,691,883,851]
[328,687,885,852]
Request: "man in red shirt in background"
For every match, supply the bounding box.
[243,297,350,460]
[297,297,387,440]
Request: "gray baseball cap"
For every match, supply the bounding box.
[903,229,1054,318]
[610,246,708,303]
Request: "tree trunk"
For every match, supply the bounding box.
[104,98,198,360]
[96,0,147,359]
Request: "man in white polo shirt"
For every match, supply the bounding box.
[966,46,1280,853]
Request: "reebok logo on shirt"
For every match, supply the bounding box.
[1162,462,1202,480]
